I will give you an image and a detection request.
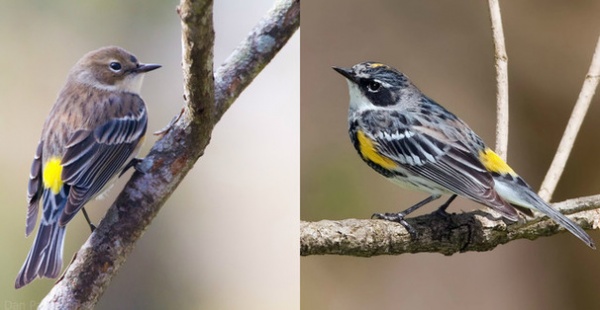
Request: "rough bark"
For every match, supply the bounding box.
[301,195,600,256]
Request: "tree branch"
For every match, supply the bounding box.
[488,0,510,160]
[539,35,600,201]
[300,194,600,256]
[214,0,300,121]
[39,0,299,308]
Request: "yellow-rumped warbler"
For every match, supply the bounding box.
[15,46,160,288]
[333,61,594,248]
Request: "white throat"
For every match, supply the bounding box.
[346,81,371,113]
[75,70,146,94]
[117,73,145,94]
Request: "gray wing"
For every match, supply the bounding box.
[59,94,147,225]
[360,109,518,220]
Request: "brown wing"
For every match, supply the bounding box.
[25,141,44,236]
[58,93,147,225]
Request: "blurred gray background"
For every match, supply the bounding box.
[301,1,600,309]
[1,0,299,309]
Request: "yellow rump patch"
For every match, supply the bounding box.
[43,157,64,194]
[479,148,515,175]
[357,130,397,170]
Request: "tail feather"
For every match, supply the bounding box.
[493,176,595,249]
[15,222,66,288]
[16,187,69,289]
[525,192,595,249]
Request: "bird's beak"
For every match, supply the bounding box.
[332,66,356,83]
[135,63,162,73]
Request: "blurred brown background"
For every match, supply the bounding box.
[0,0,298,308]
[301,1,600,309]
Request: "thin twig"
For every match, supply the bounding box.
[539,35,600,201]
[300,194,600,256]
[488,0,510,160]
[39,0,299,308]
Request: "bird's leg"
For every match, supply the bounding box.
[119,158,143,177]
[372,194,441,237]
[434,194,457,219]
[81,207,96,232]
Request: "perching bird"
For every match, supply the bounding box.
[16,46,161,288]
[334,61,594,248]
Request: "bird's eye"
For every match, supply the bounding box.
[367,81,381,92]
[109,62,122,72]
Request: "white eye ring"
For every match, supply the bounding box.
[109,62,122,72]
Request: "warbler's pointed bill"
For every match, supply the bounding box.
[335,61,595,249]
[135,63,162,73]
[16,46,160,288]
[332,66,354,81]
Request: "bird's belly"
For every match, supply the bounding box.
[386,170,450,196]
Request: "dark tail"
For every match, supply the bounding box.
[526,191,595,249]
[16,187,69,289]
[15,221,66,289]
[493,174,595,249]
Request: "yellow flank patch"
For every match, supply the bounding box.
[357,130,397,170]
[43,157,64,194]
[479,148,515,175]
